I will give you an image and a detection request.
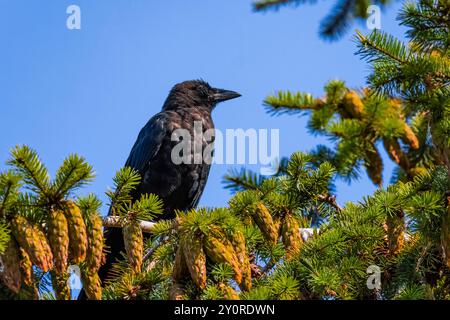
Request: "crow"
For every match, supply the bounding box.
[79,80,240,298]
[123,80,241,217]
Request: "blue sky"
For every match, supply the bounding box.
[0,0,407,215]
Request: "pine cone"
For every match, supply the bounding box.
[81,269,102,300]
[19,248,34,286]
[218,283,240,300]
[51,271,71,300]
[172,243,189,283]
[364,146,383,186]
[386,211,405,254]
[231,231,251,291]
[204,236,242,284]
[123,221,143,273]
[0,238,22,293]
[63,200,88,264]
[401,123,419,150]
[383,139,410,170]
[86,213,104,272]
[281,213,303,260]
[11,215,54,272]
[252,202,279,244]
[47,208,69,273]
[342,90,364,118]
[182,237,207,289]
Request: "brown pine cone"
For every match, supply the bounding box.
[204,235,242,284]
[182,237,207,289]
[281,213,303,260]
[11,215,53,272]
[251,202,279,244]
[172,243,189,283]
[401,123,419,150]
[80,269,102,300]
[0,238,22,293]
[386,211,406,254]
[364,146,383,186]
[218,282,240,300]
[51,271,71,300]
[47,208,69,273]
[123,220,143,273]
[19,247,34,286]
[231,231,251,291]
[341,90,364,118]
[86,213,104,272]
[62,200,88,264]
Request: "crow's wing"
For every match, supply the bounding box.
[125,113,168,175]
[188,164,211,209]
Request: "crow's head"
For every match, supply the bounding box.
[163,80,241,111]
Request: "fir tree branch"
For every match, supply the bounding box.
[52,154,95,199]
[143,237,170,262]
[264,91,321,116]
[102,216,156,233]
[223,168,266,192]
[318,194,343,212]
[7,145,51,198]
[320,0,354,40]
[0,171,21,217]
[107,167,141,216]
[356,30,409,65]
[253,0,315,11]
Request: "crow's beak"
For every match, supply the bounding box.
[212,88,241,103]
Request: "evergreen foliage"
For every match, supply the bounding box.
[1,0,449,300]
[252,0,393,39]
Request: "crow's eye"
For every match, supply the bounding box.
[198,87,209,97]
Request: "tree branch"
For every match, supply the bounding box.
[318,194,343,212]
[253,0,293,11]
[102,216,155,233]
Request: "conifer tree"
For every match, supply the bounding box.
[261,0,449,185]
[0,0,449,300]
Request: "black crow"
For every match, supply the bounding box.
[124,80,241,217]
[81,80,240,297]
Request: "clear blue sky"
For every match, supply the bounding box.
[0,0,406,215]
